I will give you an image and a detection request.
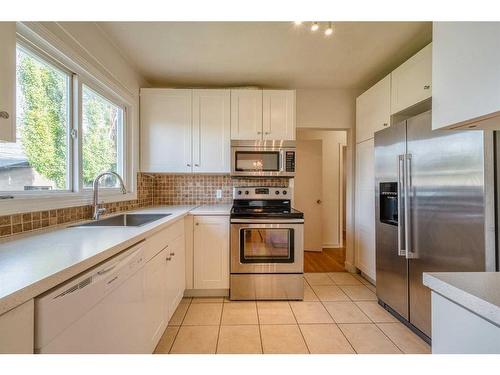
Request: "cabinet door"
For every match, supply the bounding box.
[432,23,500,130]
[230,89,263,140]
[391,43,432,115]
[143,248,168,350]
[356,75,391,143]
[355,138,376,280]
[140,89,192,172]
[192,89,231,172]
[0,22,16,142]
[166,235,186,318]
[262,90,295,140]
[0,299,34,354]
[193,216,229,289]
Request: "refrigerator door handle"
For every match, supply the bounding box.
[397,154,406,256]
[404,153,416,259]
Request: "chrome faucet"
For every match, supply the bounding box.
[92,171,127,220]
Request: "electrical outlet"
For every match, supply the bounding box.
[216,189,222,199]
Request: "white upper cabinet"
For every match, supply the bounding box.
[262,90,296,140]
[391,43,432,115]
[230,89,263,140]
[356,75,391,143]
[432,22,500,130]
[140,89,192,173]
[192,89,231,173]
[0,22,16,142]
[141,88,231,173]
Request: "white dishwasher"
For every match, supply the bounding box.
[35,241,147,353]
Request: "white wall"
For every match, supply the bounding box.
[296,88,359,271]
[297,129,347,248]
[296,88,360,129]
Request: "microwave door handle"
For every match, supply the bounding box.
[397,154,406,257]
[280,150,285,172]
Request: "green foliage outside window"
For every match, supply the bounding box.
[16,48,121,190]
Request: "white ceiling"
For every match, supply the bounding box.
[97,21,432,90]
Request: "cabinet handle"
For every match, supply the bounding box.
[195,222,199,226]
[170,252,175,256]
[194,164,199,167]
[257,131,262,134]
[264,132,270,135]
[383,123,389,127]
[423,85,430,90]
[166,257,172,262]
[187,163,191,167]
[0,111,9,119]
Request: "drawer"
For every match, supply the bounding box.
[144,219,184,262]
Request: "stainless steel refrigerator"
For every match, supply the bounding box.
[374,110,496,342]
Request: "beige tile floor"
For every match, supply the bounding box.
[154,272,431,354]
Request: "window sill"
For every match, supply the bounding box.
[0,190,138,216]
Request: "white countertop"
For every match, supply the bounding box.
[189,204,232,215]
[423,272,500,327]
[0,205,196,315]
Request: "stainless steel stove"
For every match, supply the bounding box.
[229,187,304,300]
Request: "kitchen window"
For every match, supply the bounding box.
[0,37,133,213]
[0,45,72,192]
[81,84,124,189]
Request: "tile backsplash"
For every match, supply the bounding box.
[0,173,288,238]
[153,174,289,205]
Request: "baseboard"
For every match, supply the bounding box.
[344,261,357,273]
[184,289,229,297]
[322,243,342,249]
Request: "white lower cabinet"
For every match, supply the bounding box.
[193,216,230,289]
[165,235,186,318]
[143,247,169,351]
[143,220,186,352]
[0,299,34,354]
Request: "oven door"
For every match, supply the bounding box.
[230,219,304,274]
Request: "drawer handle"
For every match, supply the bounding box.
[257,131,262,134]
[166,257,172,261]
[423,85,430,90]
[107,276,118,285]
[383,123,389,127]
[0,111,9,119]
[97,265,116,275]
[170,252,175,256]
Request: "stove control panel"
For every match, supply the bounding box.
[233,187,291,200]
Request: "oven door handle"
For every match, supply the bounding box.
[230,218,304,224]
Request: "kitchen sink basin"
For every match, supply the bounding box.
[72,213,171,227]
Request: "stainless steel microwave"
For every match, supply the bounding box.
[230,140,296,177]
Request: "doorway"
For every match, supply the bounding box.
[294,129,347,272]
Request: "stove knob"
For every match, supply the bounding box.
[245,190,249,195]
[237,190,242,195]
[282,190,287,195]
[275,190,280,195]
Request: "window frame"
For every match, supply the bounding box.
[0,27,137,215]
[2,40,75,195]
[78,80,127,192]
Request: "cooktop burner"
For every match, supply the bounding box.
[231,187,304,219]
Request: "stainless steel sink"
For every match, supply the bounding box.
[72,213,171,227]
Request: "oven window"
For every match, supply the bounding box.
[240,228,294,263]
[235,151,280,172]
